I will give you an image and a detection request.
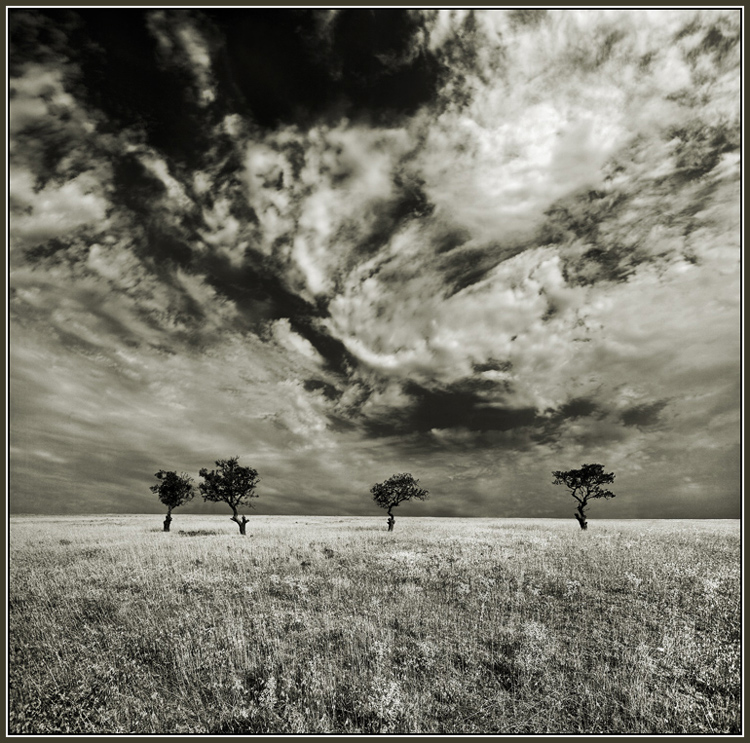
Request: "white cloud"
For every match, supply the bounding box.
[10,168,109,246]
[271,318,324,365]
[137,152,193,211]
[9,63,78,134]
[242,121,412,297]
[147,10,217,106]
[176,22,216,105]
[86,241,149,291]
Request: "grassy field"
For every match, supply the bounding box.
[8,515,741,735]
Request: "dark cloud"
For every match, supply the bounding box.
[541,187,625,247]
[144,227,196,271]
[668,120,739,182]
[620,400,668,428]
[343,176,434,267]
[111,154,169,216]
[289,316,358,379]
[206,9,335,128]
[432,10,505,110]
[682,14,740,67]
[439,242,528,296]
[24,237,71,264]
[303,379,339,401]
[566,28,627,73]
[11,117,85,190]
[568,247,633,286]
[506,9,547,29]
[204,8,440,129]
[72,10,218,168]
[327,10,440,120]
[8,9,81,73]
[197,253,312,331]
[472,359,512,374]
[530,398,607,449]
[364,380,538,437]
[557,397,600,420]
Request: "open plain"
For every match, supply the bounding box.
[8,515,741,735]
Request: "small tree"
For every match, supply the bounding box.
[150,470,195,532]
[371,472,429,531]
[199,457,260,534]
[552,463,616,530]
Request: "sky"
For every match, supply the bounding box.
[8,8,741,519]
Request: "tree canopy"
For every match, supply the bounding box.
[552,463,615,529]
[372,472,429,509]
[199,457,260,533]
[150,470,195,512]
[552,464,616,502]
[371,472,428,530]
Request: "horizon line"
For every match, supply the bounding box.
[7,513,740,521]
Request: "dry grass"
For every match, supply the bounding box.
[8,515,741,734]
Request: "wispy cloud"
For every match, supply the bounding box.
[147,10,217,107]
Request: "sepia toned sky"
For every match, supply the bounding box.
[9,9,741,518]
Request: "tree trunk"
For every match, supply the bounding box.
[574,506,588,530]
[163,512,172,532]
[387,508,395,532]
[231,514,249,535]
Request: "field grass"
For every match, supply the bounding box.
[8,515,741,735]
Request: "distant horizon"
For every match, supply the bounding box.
[8,512,740,521]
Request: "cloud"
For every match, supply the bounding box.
[412,9,739,251]
[146,10,217,106]
[271,318,324,365]
[10,168,109,246]
[9,61,112,248]
[9,309,349,512]
[9,9,740,518]
[240,120,415,299]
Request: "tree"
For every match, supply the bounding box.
[150,470,195,532]
[199,457,260,534]
[371,473,429,531]
[552,463,616,530]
